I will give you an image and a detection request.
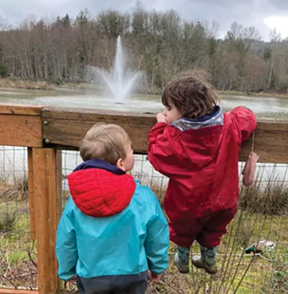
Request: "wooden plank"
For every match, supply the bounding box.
[42,106,153,121]
[33,148,60,294]
[56,150,63,224]
[0,115,42,147]
[42,107,288,163]
[27,148,36,240]
[240,121,288,163]
[0,104,45,116]
[0,290,38,294]
[42,119,152,154]
[41,108,156,154]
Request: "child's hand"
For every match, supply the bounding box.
[67,276,76,283]
[149,272,162,283]
[156,113,166,123]
[63,276,76,288]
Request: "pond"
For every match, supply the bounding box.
[0,88,287,120]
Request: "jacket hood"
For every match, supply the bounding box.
[167,108,227,170]
[68,159,136,217]
[172,106,223,131]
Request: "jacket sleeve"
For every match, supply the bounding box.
[56,197,78,281]
[148,122,179,178]
[229,106,257,142]
[144,190,169,274]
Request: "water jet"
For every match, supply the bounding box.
[87,36,142,103]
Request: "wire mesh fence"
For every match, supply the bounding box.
[62,151,288,294]
[1,146,288,293]
[0,146,37,290]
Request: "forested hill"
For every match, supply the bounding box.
[0,5,288,93]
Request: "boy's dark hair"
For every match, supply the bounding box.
[162,73,219,119]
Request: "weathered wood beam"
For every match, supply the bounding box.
[42,107,288,164]
[0,115,42,147]
[42,107,153,153]
[0,104,44,147]
[0,104,45,116]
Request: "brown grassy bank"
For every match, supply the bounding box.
[1,77,288,99]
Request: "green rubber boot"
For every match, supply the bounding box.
[192,245,217,274]
[173,246,190,274]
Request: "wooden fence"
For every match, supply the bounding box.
[0,104,287,294]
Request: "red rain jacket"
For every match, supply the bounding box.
[148,106,256,222]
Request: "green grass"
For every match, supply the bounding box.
[0,201,33,265]
[0,185,37,289]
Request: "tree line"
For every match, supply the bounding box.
[0,3,288,93]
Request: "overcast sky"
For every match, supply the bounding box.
[1,0,288,41]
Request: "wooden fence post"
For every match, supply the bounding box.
[32,148,61,294]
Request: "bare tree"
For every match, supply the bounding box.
[0,5,287,94]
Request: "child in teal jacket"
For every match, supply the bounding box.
[56,123,169,294]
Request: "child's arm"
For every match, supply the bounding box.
[229,106,257,143]
[148,122,179,177]
[144,191,169,278]
[56,197,78,281]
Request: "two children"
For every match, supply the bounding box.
[56,123,169,294]
[148,74,256,274]
[56,72,256,294]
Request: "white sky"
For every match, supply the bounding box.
[264,16,288,39]
[0,0,288,41]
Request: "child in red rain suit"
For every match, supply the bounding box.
[148,74,256,274]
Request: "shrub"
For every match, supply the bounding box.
[239,183,288,215]
[0,211,16,232]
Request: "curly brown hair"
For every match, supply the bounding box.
[162,73,220,119]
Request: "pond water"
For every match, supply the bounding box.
[0,88,287,120]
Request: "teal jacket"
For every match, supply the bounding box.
[56,159,169,281]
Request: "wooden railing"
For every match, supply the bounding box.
[0,104,288,294]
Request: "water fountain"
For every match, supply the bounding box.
[87,36,142,104]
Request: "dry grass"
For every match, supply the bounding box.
[0,77,54,90]
[0,241,37,290]
[0,176,37,289]
[219,90,288,99]
[0,200,37,289]
[0,211,16,232]
[239,183,288,216]
[0,178,28,201]
[0,164,28,201]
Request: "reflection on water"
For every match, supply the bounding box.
[0,88,287,120]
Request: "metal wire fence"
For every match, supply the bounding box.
[62,151,288,294]
[0,146,37,290]
[1,146,288,293]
